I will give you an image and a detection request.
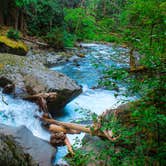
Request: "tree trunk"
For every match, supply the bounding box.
[49,124,81,134]
[150,23,155,48]
[15,8,19,30]
[20,10,24,31]
[40,116,91,134]
[39,115,117,140]
[0,8,4,25]
[129,47,136,71]
[23,92,57,112]
[103,0,106,16]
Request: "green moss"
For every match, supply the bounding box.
[0,53,25,66]
[0,36,28,52]
[0,53,25,74]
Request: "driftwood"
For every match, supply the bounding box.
[39,115,117,140]
[37,114,118,155]
[50,132,74,155]
[49,124,81,134]
[65,136,74,155]
[21,37,48,47]
[24,92,57,101]
[39,116,91,134]
[24,92,57,112]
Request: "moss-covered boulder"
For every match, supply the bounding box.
[0,36,28,56]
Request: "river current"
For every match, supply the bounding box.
[0,43,132,164]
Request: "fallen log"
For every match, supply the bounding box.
[49,124,81,134]
[38,115,119,155]
[39,116,91,134]
[39,115,117,140]
[24,92,57,112]
[21,37,48,47]
[24,92,57,101]
[65,136,74,155]
[50,132,74,155]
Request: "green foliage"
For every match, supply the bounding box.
[26,0,63,36]
[120,0,166,68]
[66,148,93,166]
[43,28,64,49]
[64,8,97,40]
[63,31,76,48]
[97,17,115,32]
[6,28,20,40]
[15,0,37,7]
[66,1,166,165]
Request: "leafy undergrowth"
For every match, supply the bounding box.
[66,64,166,166]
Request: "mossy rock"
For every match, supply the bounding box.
[0,36,28,56]
[0,134,37,166]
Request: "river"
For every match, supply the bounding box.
[0,43,132,165]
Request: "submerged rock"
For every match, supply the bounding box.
[0,53,82,114]
[0,36,28,56]
[0,124,55,166]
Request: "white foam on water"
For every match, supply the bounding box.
[0,90,50,141]
[66,86,124,116]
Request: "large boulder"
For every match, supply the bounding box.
[0,36,28,56]
[0,124,55,166]
[0,53,82,114]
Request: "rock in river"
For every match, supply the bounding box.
[0,53,82,114]
[0,124,55,166]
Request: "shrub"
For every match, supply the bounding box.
[7,28,20,40]
[43,27,64,49]
[97,17,115,32]
[64,8,97,40]
[63,31,76,48]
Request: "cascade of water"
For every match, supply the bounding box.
[0,89,50,141]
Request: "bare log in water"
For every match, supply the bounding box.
[65,136,74,155]
[24,92,57,101]
[39,116,91,134]
[24,92,57,112]
[39,115,117,140]
[37,114,118,155]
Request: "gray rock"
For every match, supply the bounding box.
[0,133,37,166]
[0,124,56,166]
[46,53,68,67]
[27,50,68,67]
[0,53,82,114]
